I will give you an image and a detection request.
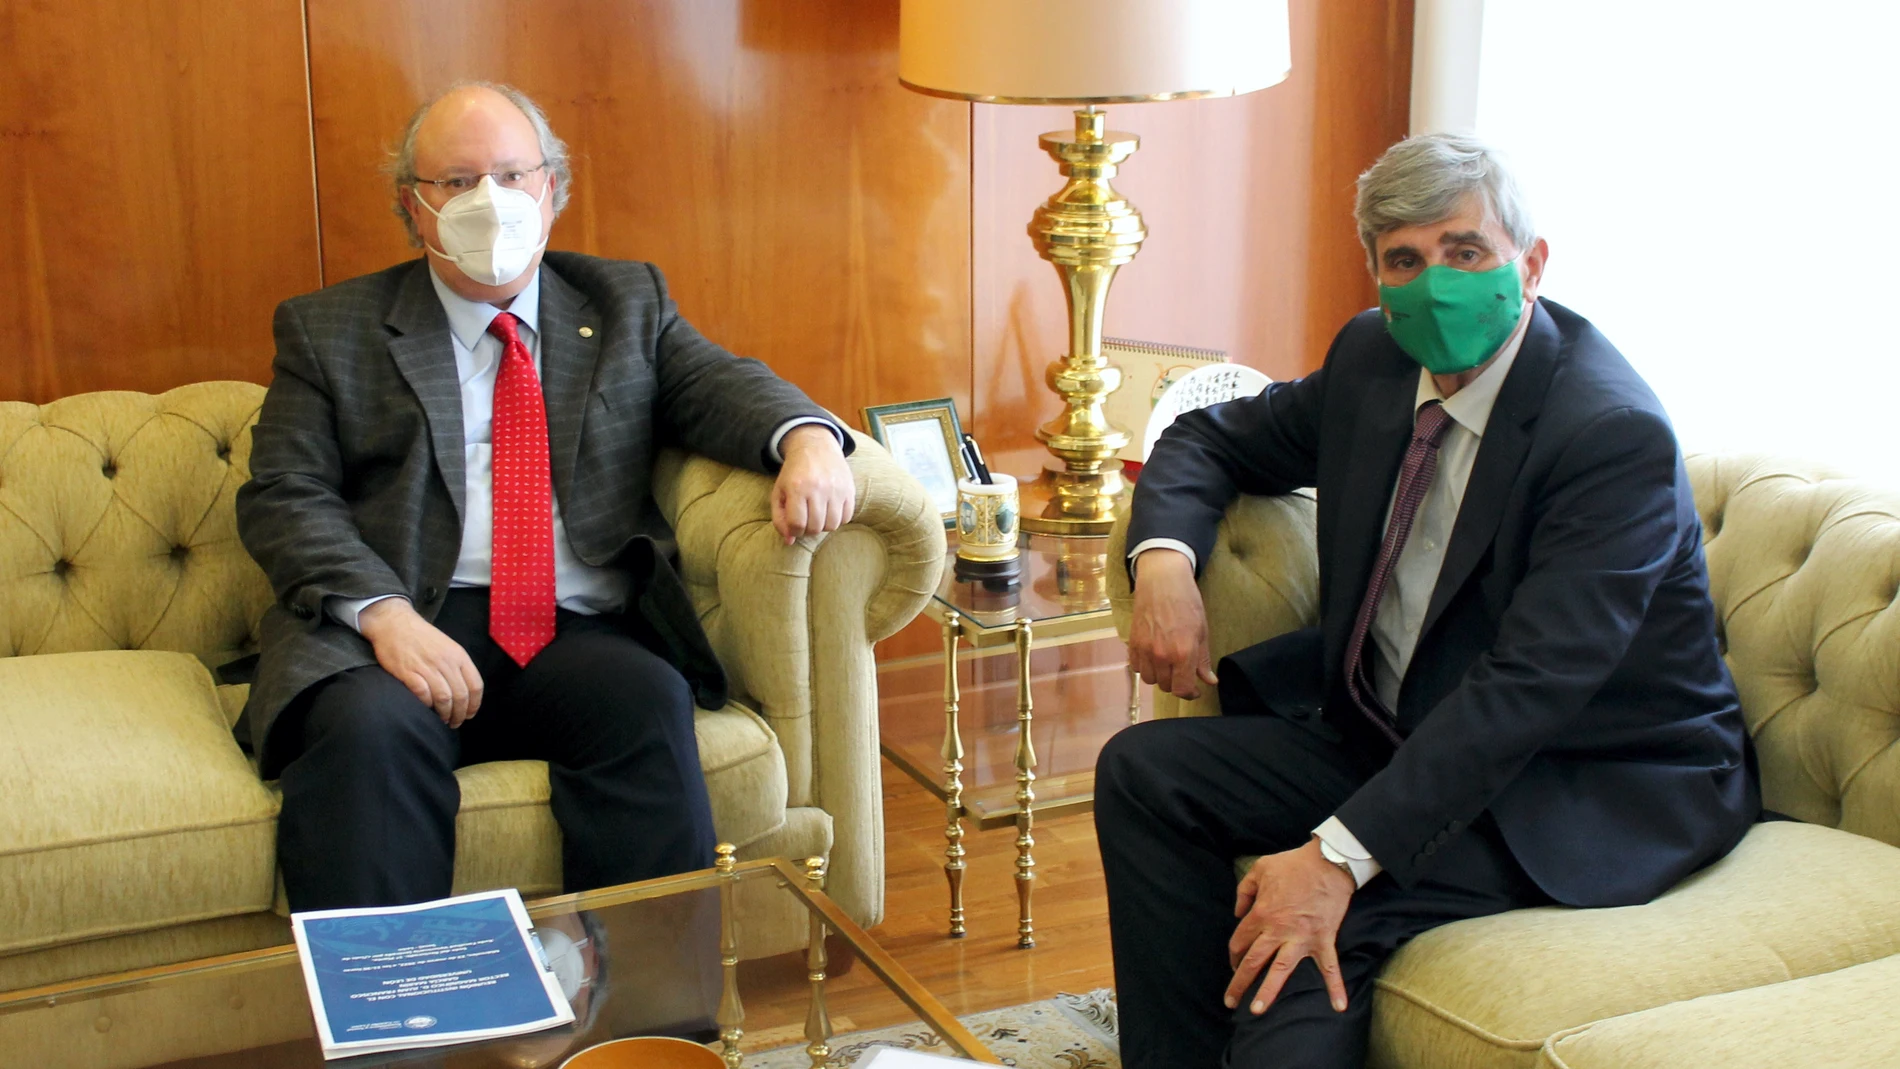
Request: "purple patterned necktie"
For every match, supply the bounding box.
[1342,400,1454,745]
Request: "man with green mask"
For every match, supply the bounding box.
[1095,133,1756,1069]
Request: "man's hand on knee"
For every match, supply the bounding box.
[1226,837,1356,1017]
[1128,549,1218,699]
[359,598,484,727]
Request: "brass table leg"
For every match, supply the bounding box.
[941,616,968,938]
[715,844,745,1068]
[803,857,832,1069]
[1014,621,1037,949]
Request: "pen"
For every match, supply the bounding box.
[962,434,994,485]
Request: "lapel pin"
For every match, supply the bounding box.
[578,326,594,338]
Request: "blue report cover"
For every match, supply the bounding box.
[292,888,574,1059]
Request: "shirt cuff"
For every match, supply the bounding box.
[1127,538,1199,576]
[1313,815,1383,889]
[768,417,846,465]
[325,593,409,633]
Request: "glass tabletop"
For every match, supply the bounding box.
[879,637,1151,827]
[0,858,997,1068]
[932,533,1120,641]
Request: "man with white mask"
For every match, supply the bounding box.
[236,83,857,910]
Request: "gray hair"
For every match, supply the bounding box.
[387,81,573,247]
[1354,133,1535,271]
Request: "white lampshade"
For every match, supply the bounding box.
[899,0,1292,104]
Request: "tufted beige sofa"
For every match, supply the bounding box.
[1108,455,1900,1067]
[0,382,945,995]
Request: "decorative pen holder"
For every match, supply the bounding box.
[954,473,1021,582]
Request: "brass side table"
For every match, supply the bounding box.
[885,533,1142,949]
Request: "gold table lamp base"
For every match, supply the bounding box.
[1017,107,1147,535]
[1018,466,1131,536]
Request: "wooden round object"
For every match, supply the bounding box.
[560,1036,725,1069]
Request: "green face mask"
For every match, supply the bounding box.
[1378,258,1524,375]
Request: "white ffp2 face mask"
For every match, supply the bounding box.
[415,175,548,287]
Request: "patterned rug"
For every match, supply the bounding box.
[744,989,1120,1068]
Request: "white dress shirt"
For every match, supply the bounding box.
[1131,305,1533,887]
[327,264,840,631]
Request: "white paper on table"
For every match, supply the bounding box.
[858,1047,989,1068]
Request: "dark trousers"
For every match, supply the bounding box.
[1094,712,1549,1069]
[273,588,716,912]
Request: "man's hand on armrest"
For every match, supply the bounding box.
[358,598,485,728]
[1128,548,1219,700]
[771,423,856,545]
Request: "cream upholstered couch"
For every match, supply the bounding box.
[0,382,945,995]
[1108,455,1900,1067]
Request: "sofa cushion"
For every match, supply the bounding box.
[1369,821,1900,1069]
[1538,953,1900,1068]
[693,700,790,847]
[450,761,563,899]
[0,651,280,954]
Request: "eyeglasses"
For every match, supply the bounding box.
[412,162,548,194]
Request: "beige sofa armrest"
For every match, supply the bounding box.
[1109,491,1321,719]
[650,434,946,925]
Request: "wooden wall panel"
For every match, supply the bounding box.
[304,0,972,427]
[4,0,1411,662]
[969,0,1414,471]
[0,0,321,404]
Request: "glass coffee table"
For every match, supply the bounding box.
[0,849,999,1068]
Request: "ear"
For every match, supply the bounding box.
[1519,237,1550,303]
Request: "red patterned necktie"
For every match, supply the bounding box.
[1342,400,1454,745]
[486,312,556,666]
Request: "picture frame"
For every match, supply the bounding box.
[1100,337,1228,462]
[860,397,970,527]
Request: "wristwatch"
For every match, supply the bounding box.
[1314,835,1359,888]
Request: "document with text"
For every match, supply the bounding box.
[291,888,574,1060]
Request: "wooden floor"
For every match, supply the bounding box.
[737,758,1118,1047]
[733,636,1139,1052]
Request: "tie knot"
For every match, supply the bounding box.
[1413,400,1453,444]
[487,311,522,347]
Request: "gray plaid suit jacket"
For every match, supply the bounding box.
[236,251,845,773]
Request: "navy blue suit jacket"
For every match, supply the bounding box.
[1127,298,1758,907]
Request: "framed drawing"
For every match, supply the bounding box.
[1100,337,1228,462]
[861,397,969,526]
